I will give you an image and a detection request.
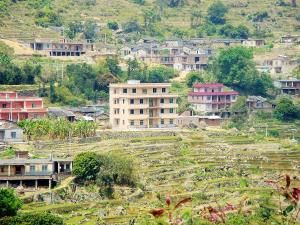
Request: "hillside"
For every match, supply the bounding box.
[0,0,299,40]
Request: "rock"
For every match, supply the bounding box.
[115,206,126,216]
[127,188,144,202]
[99,209,108,217]
[249,127,256,133]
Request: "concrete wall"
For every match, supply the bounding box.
[2,129,23,142]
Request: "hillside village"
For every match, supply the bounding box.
[0,0,300,225]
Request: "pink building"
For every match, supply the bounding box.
[0,92,47,121]
[188,83,238,116]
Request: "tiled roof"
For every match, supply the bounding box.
[193,83,224,88]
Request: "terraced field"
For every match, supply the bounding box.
[17,128,300,225]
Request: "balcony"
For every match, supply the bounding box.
[25,171,53,176]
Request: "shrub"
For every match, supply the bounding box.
[73,152,102,181]
[274,96,300,121]
[207,1,228,25]
[0,212,65,225]
[0,189,22,217]
[107,21,119,30]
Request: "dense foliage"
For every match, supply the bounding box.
[73,152,136,197]
[213,47,273,96]
[0,212,65,225]
[18,119,97,141]
[186,72,204,87]
[207,1,228,25]
[274,96,300,121]
[0,189,22,218]
[0,53,41,85]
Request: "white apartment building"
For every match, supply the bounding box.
[109,80,178,130]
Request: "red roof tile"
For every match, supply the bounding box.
[193,83,224,88]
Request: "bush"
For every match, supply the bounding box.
[0,189,22,217]
[0,212,64,225]
[207,1,228,25]
[274,97,300,121]
[107,21,119,30]
[73,152,102,181]
[186,71,204,87]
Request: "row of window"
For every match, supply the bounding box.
[114,98,175,104]
[1,103,37,109]
[114,108,175,115]
[191,95,236,101]
[129,119,174,126]
[114,87,168,94]
[30,165,48,172]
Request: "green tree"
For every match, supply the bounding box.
[73,152,101,181]
[147,66,176,83]
[213,47,273,96]
[106,57,122,77]
[127,58,147,82]
[0,189,22,217]
[186,71,204,87]
[83,20,98,40]
[123,19,142,33]
[207,1,228,24]
[274,97,300,121]
[107,21,119,30]
[65,21,83,39]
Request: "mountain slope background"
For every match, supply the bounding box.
[0,0,299,41]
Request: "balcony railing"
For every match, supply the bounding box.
[25,171,53,176]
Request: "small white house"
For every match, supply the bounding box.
[0,120,23,143]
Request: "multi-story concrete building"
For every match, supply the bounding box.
[29,38,94,57]
[275,79,300,95]
[188,83,238,117]
[0,151,72,189]
[109,80,178,130]
[0,92,47,121]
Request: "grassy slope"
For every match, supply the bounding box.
[0,0,299,40]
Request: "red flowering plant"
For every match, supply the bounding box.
[149,195,192,225]
[265,175,300,224]
[198,197,250,224]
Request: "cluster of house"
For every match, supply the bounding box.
[256,55,299,76]
[1,77,300,189]
[109,79,300,130]
[120,38,266,72]
[0,91,108,143]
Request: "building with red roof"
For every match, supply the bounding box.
[0,92,47,122]
[188,83,238,117]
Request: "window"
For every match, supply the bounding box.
[170,98,174,103]
[130,99,134,104]
[123,109,125,114]
[42,165,48,172]
[153,88,157,93]
[232,95,236,100]
[2,104,7,109]
[160,109,164,114]
[0,167,4,173]
[66,164,70,170]
[161,119,164,125]
[140,109,144,114]
[162,88,166,93]
[132,88,136,93]
[11,132,16,139]
[160,99,164,104]
[114,89,117,94]
[140,120,144,126]
[170,108,174,113]
[123,99,125,104]
[142,89,147,94]
[123,120,125,125]
[30,165,35,172]
[140,99,144,104]
[207,96,211,100]
[130,120,134,126]
[130,109,134,114]
[123,88,127,93]
[170,119,174,124]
